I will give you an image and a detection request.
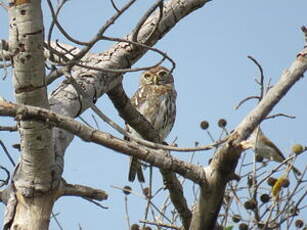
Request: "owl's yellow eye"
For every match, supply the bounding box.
[143,73,151,80]
[158,70,168,78]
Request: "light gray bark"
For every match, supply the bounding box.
[6,0,55,228]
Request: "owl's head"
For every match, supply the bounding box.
[140,66,174,86]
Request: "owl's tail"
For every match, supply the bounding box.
[128,156,145,183]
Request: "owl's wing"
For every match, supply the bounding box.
[129,86,155,122]
[130,86,148,109]
[125,86,149,137]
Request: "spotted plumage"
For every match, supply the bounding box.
[127,66,177,182]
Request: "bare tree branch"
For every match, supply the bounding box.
[46,0,137,46]
[43,35,176,84]
[189,45,307,229]
[110,0,120,13]
[58,179,108,201]
[265,113,296,120]
[0,100,205,184]
[248,56,265,99]
[302,26,307,46]
[234,96,260,110]
[0,125,17,132]
[139,219,180,229]
[236,47,307,140]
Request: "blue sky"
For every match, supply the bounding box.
[0,0,306,229]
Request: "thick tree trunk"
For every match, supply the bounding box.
[5,0,56,229]
[9,193,55,229]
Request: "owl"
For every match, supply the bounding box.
[127,66,177,182]
[243,127,301,176]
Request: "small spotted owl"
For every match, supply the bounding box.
[127,66,177,182]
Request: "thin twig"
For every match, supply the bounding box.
[112,184,172,222]
[82,197,109,210]
[248,56,265,100]
[0,63,11,69]
[45,0,138,84]
[45,0,175,85]
[0,125,17,132]
[234,96,260,110]
[265,113,296,120]
[143,168,153,226]
[72,57,166,74]
[91,114,100,130]
[263,201,276,229]
[50,213,64,230]
[206,130,215,143]
[149,200,173,224]
[47,0,69,51]
[101,35,176,70]
[0,140,15,166]
[256,155,299,190]
[139,220,180,230]
[45,35,175,85]
[301,26,307,47]
[0,166,10,187]
[78,116,93,128]
[125,195,131,229]
[110,0,120,12]
[272,166,307,223]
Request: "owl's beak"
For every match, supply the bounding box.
[152,75,159,85]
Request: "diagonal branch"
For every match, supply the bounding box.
[236,47,307,141]
[189,45,307,230]
[107,83,160,142]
